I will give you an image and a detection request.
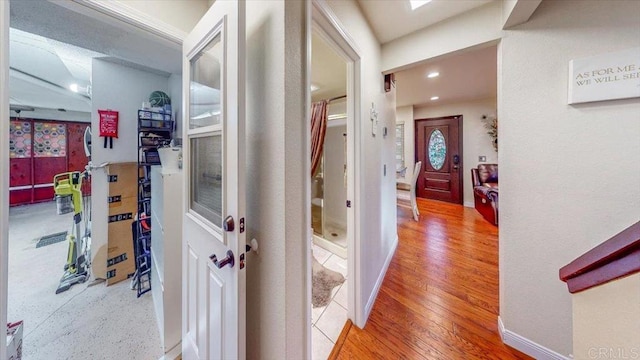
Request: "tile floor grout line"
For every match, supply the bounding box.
[314,324,336,345]
[313,305,328,324]
[315,301,347,344]
[333,298,347,312]
[23,286,89,339]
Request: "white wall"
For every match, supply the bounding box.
[326,0,398,324]
[395,105,413,183]
[328,98,346,117]
[168,73,182,142]
[573,273,640,360]
[117,0,210,34]
[381,1,502,73]
[414,98,497,207]
[245,1,308,358]
[502,0,542,29]
[324,124,347,227]
[499,0,640,356]
[91,58,170,278]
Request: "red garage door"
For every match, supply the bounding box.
[9,119,90,206]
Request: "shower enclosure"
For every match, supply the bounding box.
[311,124,347,258]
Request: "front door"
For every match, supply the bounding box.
[182,1,246,359]
[415,116,463,204]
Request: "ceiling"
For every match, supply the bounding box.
[311,33,347,102]
[395,44,497,108]
[9,28,97,113]
[8,0,494,116]
[357,0,494,44]
[8,0,181,117]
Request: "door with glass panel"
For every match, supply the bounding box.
[181,1,246,359]
[415,116,463,204]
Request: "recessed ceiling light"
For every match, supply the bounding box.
[410,0,432,10]
[69,83,79,93]
[310,84,319,92]
[427,72,439,78]
[430,96,439,101]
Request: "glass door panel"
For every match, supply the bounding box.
[189,33,222,129]
[190,134,223,228]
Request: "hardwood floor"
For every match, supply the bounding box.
[332,198,532,360]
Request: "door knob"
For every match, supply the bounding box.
[223,216,234,232]
[210,250,235,269]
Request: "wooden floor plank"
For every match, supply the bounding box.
[333,198,532,360]
[328,320,353,360]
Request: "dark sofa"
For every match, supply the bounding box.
[471,164,499,226]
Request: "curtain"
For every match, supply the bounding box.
[310,100,328,176]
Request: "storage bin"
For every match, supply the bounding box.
[158,147,181,173]
[144,150,161,164]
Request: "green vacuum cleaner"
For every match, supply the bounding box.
[53,171,91,294]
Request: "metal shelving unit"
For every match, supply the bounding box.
[135,109,173,297]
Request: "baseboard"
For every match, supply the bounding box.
[464,201,474,208]
[364,234,398,321]
[498,317,570,360]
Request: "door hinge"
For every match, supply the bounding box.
[239,217,245,233]
[346,200,352,208]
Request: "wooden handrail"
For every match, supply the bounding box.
[559,221,640,294]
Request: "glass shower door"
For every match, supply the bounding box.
[311,159,324,236]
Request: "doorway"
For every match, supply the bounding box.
[309,2,362,358]
[3,2,186,358]
[415,116,463,204]
[310,30,349,360]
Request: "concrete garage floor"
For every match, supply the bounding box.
[8,201,162,360]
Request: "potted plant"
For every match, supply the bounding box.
[482,115,498,152]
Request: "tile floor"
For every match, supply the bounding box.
[311,243,348,360]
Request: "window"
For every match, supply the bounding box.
[395,124,405,170]
[428,129,446,170]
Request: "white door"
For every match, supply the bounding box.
[181,1,246,359]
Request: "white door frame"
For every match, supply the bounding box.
[310,1,364,329]
[1,0,10,357]
[0,1,185,358]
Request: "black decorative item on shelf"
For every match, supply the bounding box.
[135,106,174,297]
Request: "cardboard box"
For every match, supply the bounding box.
[91,163,139,283]
[108,193,138,215]
[107,162,138,199]
[106,195,137,286]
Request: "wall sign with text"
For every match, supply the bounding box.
[568,47,640,104]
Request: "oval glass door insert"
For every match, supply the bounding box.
[428,129,446,170]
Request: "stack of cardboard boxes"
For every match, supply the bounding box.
[105,162,138,285]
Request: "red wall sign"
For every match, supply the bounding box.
[98,110,119,138]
